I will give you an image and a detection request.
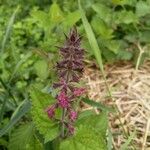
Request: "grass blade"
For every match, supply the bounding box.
[120,130,136,150]
[107,128,113,150]
[0,77,17,106]
[0,97,7,123]
[78,1,136,149]
[0,100,31,137]
[78,0,104,74]
[82,98,114,112]
[1,6,20,54]
[9,51,32,82]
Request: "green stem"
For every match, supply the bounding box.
[61,108,65,138]
[135,43,144,71]
[60,71,70,138]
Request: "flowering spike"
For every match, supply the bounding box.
[46,27,85,137]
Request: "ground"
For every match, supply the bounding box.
[83,60,150,150]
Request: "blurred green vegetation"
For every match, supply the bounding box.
[0,0,150,149]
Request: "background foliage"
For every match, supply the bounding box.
[0,0,150,149]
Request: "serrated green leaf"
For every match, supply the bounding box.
[60,126,107,150]
[31,9,51,29]
[30,87,55,108]
[78,110,95,120]
[112,0,124,5]
[112,0,136,6]
[92,3,111,23]
[30,87,59,142]
[44,124,60,143]
[63,11,81,27]
[34,60,49,80]
[102,49,116,62]
[106,40,121,54]
[136,1,150,17]
[8,123,42,150]
[139,31,150,43]
[77,112,108,137]
[91,16,114,39]
[124,33,139,43]
[117,50,133,60]
[49,2,64,23]
[114,10,138,24]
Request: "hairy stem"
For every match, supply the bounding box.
[60,71,70,138]
[61,108,65,138]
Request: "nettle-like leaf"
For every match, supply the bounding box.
[30,87,59,143]
[63,10,81,27]
[49,2,64,23]
[117,50,133,60]
[106,40,121,54]
[34,60,49,80]
[112,0,136,6]
[114,10,138,24]
[8,123,42,150]
[136,1,150,17]
[92,3,112,24]
[102,49,116,63]
[60,112,108,150]
[60,125,107,150]
[77,111,108,137]
[91,16,114,40]
[31,2,63,30]
[30,9,51,29]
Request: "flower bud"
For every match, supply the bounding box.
[73,88,86,97]
[69,111,77,122]
[46,105,56,118]
[68,124,75,135]
[57,91,69,108]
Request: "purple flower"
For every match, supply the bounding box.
[73,88,86,97]
[53,78,68,92]
[46,105,56,118]
[67,124,75,135]
[69,111,77,122]
[46,27,85,137]
[57,91,69,108]
[56,28,84,82]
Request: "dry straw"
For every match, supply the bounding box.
[83,60,150,150]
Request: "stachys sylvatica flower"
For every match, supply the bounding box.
[46,27,85,138]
